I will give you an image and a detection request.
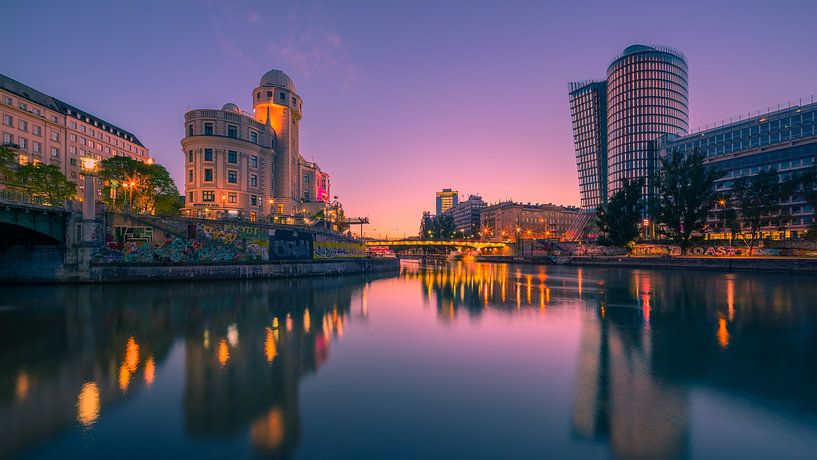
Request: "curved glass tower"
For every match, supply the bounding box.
[605,45,689,203]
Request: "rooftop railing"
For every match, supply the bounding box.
[688,94,817,135]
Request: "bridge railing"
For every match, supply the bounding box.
[0,189,64,209]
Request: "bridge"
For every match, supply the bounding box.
[0,197,68,245]
[364,239,506,251]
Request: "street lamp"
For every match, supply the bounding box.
[80,155,98,220]
[642,218,650,240]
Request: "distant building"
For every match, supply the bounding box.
[443,194,486,236]
[435,188,458,215]
[0,73,150,195]
[182,69,330,222]
[570,44,689,213]
[480,201,580,242]
[657,98,817,239]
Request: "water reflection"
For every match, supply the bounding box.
[0,275,378,459]
[0,263,815,459]
[404,261,817,459]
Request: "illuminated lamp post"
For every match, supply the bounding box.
[642,218,651,241]
[80,155,98,221]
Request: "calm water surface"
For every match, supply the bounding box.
[1,262,816,459]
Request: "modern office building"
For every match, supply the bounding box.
[0,73,150,194]
[182,69,330,221]
[480,201,579,242]
[657,97,817,238]
[435,188,458,215]
[569,45,689,213]
[443,194,486,235]
[569,81,607,210]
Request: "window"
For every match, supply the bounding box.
[19,138,27,149]
[19,120,27,132]
[227,150,237,163]
[227,170,237,183]
[250,195,258,206]
[188,192,193,203]
[280,92,286,100]
[204,148,213,161]
[3,115,12,126]
[33,126,41,136]
[250,174,257,187]
[33,141,41,153]
[188,124,194,136]
[277,204,284,214]
[267,91,272,98]
[250,155,258,168]
[80,137,86,145]
[203,191,215,202]
[3,133,12,144]
[292,97,297,106]
[250,131,257,144]
[2,96,10,105]
[249,211,257,222]
[303,174,310,183]
[304,190,310,200]
[227,125,237,138]
[51,131,59,142]
[188,170,194,182]
[228,193,237,203]
[204,168,213,182]
[51,147,59,157]
[188,150,193,162]
[204,123,213,135]
[70,134,77,141]
[70,158,77,166]
[257,92,261,100]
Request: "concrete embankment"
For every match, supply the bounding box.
[0,249,400,284]
[566,256,817,273]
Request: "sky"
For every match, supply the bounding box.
[6,0,817,238]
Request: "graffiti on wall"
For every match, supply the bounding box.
[269,229,313,260]
[632,244,682,256]
[313,241,366,259]
[114,226,154,243]
[199,223,269,259]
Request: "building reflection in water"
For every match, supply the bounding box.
[0,274,380,459]
[405,261,816,460]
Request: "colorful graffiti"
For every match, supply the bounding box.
[199,223,268,260]
[632,245,682,256]
[313,241,366,259]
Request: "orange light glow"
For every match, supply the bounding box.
[16,371,30,401]
[250,407,285,452]
[77,382,100,426]
[717,316,730,349]
[119,363,131,392]
[303,309,311,332]
[217,339,230,366]
[144,356,156,386]
[264,327,278,363]
[124,336,140,373]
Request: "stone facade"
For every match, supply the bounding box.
[182,70,330,221]
[0,73,150,194]
[480,201,580,242]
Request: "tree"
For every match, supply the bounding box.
[786,166,817,240]
[15,163,76,205]
[730,169,786,253]
[596,178,643,247]
[99,156,180,215]
[0,146,17,187]
[654,150,723,254]
[419,212,456,240]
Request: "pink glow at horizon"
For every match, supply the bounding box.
[5,1,816,238]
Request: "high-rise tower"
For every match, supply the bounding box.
[605,45,689,202]
[569,45,689,213]
[568,81,608,210]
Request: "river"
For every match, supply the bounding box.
[1,261,815,459]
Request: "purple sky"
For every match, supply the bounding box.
[7,0,816,237]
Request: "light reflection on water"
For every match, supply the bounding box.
[0,262,815,459]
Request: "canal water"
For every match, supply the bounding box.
[1,261,815,459]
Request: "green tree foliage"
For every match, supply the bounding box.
[729,169,787,252]
[596,178,643,247]
[0,146,17,186]
[654,150,723,253]
[15,163,76,205]
[419,212,456,240]
[99,156,180,215]
[786,166,817,240]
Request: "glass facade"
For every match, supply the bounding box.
[606,45,689,207]
[569,81,607,210]
[658,100,817,235]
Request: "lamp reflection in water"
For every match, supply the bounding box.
[76,382,100,427]
[16,371,30,401]
[144,356,156,386]
[217,339,230,367]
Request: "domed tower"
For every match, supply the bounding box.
[253,69,303,215]
[606,45,688,209]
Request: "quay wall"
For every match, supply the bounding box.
[565,256,817,273]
